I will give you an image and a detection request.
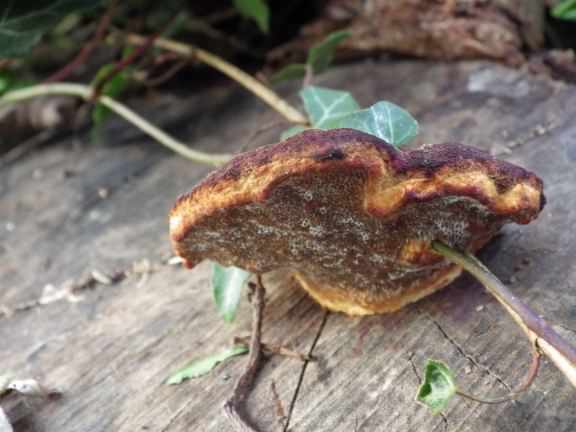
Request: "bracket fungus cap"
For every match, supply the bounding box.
[170,129,544,315]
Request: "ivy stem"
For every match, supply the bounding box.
[432,241,576,388]
[455,344,541,404]
[0,83,232,167]
[121,33,309,125]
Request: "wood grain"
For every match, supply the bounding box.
[1,60,576,431]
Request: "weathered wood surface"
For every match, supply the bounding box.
[1,60,576,432]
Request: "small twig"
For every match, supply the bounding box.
[270,381,287,428]
[185,13,257,56]
[45,0,118,83]
[432,241,576,388]
[0,83,232,167]
[122,33,308,125]
[224,275,266,432]
[141,60,188,87]
[204,8,238,24]
[233,336,313,362]
[92,13,178,101]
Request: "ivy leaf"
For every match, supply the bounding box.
[166,345,248,385]
[300,86,360,129]
[552,0,576,20]
[213,263,251,323]
[334,101,418,146]
[271,30,350,84]
[270,63,307,84]
[233,0,270,33]
[280,125,308,140]
[416,360,457,415]
[0,0,101,58]
[307,30,350,74]
[91,64,130,127]
[0,70,33,96]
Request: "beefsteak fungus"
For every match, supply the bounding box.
[170,129,544,315]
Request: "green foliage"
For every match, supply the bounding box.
[416,360,457,414]
[0,70,33,96]
[212,262,251,323]
[0,0,101,58]
[270,64,307,84]
[552,0,576,20]
[298,85,418,146]
[334,101,419,146]
[91,64,130,127]
[233,0,270,33]
[272,31,350,83]
[307,30,350,74]
[166,345,248,384]
[299,86,360,129]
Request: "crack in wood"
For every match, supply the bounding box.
[418,307,513,392]
[282,310,329,432]
[556,323,576,337]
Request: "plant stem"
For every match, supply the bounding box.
[45,0,117,83]
[432,241,576,388]
[122,33,309,125]
[455,345,541,404]
[233,336,313,362]
[0,83,232,167]
[224,275,266,432]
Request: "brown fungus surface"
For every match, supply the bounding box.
[170,129,544,315]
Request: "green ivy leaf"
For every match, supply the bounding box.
[280,125,308,140]
[271,30,350,84]
[552,0,576,20]
[334,100,418,146]
[270,63,307,84]
[307,30,350,74]
[166,345,248,385]
[213,262,251,323]
[300,86,360,129]
[0,70,33,96]
[416,360,457,415]
[91,64,130,127]
[0,0,101,58]
[233,0,270,33]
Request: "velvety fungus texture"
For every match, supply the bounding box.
[170,129,544,315]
